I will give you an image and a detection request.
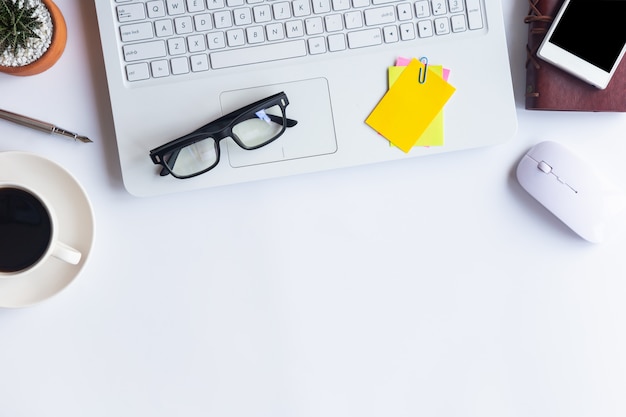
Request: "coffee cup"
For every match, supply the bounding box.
[0,182,81,276]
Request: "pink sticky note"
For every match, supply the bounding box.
[395,57,412,66]
[395,56,451,81]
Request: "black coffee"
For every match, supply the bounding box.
[0,187,53,273]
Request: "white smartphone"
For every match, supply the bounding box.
[537,0,626,89]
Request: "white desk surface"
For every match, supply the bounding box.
[2,1,626,416]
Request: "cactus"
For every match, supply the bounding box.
[0,0,43,55]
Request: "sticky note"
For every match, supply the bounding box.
[395,56,451,80]
[365,58,455,153]
[388,64,448,147]
[395,56,412,66]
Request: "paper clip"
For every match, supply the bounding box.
[418,57,428,84]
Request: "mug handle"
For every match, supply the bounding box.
[51,241,82,265]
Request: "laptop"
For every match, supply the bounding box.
[94,0,517,197]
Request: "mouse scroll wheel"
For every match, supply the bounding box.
[537,161,552,174]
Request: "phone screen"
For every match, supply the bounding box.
[549,0,626,72]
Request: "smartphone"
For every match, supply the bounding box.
[537,0,626,89]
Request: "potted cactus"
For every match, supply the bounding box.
[0,0,67,76]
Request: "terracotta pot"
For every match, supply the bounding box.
[0,0,67,76]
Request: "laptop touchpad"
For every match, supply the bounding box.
[220,78,338,168]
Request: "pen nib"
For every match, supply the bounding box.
[53,127,93,143]
[75,135,93,143]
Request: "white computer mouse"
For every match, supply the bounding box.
[516,141,625,243]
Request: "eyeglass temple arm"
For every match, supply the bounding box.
[160,150,178,176]
[269,114,298,127]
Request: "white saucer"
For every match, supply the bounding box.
[0,152,95,308]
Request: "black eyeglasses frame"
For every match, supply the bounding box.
[149,91,297,179]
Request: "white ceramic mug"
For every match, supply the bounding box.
[0,182,81,277]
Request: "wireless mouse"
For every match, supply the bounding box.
[516,141,625,243]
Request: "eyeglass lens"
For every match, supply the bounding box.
[162,103,286,177]
[232,104,285,148]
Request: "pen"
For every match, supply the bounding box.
[0,108,93,143]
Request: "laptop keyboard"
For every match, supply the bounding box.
[115,0,484,82]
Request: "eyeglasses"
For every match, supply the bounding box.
[149,92,298,179]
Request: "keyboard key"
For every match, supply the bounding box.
[325,14,343,31]
[414,1,429,18]
[292,0,312,16]
[312,0,331,14]
[383,25,398,42]
[286,20,305,37]
[227,28,246,46]
[167,37,187,54]
[332,0,351,10]
[214,11,234,28]
[187,34,207,51]
[234,7,253,25]
[266,23,286,40]
[431,0,446,15]
[207,31,227,49]
[308,36,327,54]
[253,4,272,22]
[207,0,225,8]
[364,6,396,26]
[448,0,463,13]
[123,40,167,61]
[126,62,150,80]
[187,0,206,12]
[117,3,146,23]
[151,60,170,77]
[120,22,154,42]
[194,14,213,31]
[396,3,412,21]
[399,22,415,39]
[175,16,193,34]
[347,28,381,48]
[166,0,186,15]
[210,39,307,68]
[305,16,324,34]
[155,19,174,37]
[450,14,466,32]
[417,19,433,37]
[246,26,265,43]
[434,17,449,34]
[171,56,190,74]
[147,1,166,18]
[328,33,347,51]
[466,0,483,29]
[190,54,210,71]
[273,2,292,19]
[344,10,363,29]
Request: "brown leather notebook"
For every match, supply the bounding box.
[525,0,626,111]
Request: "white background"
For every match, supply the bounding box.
[2,1,626,416]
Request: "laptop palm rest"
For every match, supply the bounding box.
[220,77,338,168]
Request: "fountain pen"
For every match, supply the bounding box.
[0,108,92,143]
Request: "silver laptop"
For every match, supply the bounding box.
[95,0,516,197]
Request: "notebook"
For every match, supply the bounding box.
[524,0,626,111]
[94,0,517,197]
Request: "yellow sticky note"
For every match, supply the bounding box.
[388,64,445,147]
[366,58,455,153]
